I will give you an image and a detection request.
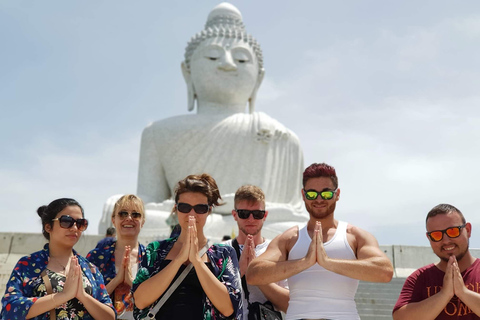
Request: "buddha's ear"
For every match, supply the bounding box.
[249,68,265,114]
[181,62,196,112]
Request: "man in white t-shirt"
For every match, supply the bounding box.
[225,185,289,319]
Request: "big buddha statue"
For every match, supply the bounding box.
[99,3,307,240]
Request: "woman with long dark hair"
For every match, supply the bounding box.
[0,198,115,320]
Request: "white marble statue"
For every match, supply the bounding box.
[99,3,307,240]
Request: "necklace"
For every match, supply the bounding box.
[50,257,67,272]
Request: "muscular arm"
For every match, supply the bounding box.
[247,227,316,285]
[318,225,393,283]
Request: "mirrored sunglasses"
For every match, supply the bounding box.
[176,203,210,214]
[52,215,88,231]
[235,209,266,220]
[304,189,337,200]
[118,211,142,220]
[426,225,466,242]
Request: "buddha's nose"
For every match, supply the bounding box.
[218,52,237,71]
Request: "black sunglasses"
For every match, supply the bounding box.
[52,215,88,231]
[118,211,142,220]
[176,203,210,214]
[235,209,266,220]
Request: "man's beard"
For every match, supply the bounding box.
[438,240,469,263]
[306,201,337,219]
[239,225,261,236]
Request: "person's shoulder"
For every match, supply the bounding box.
[345,222,379,242]
[146,238,173,251]
[210,242,238,258]
[222,239,233,246]
[96,237,115,249]
[408,263,437,279]
[272,225,300,251]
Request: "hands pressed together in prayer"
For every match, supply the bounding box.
[442,255,468,299]
[239,235,256,276]
[59,256,89,304]
[305,221,331,268]
[177,216,206,266]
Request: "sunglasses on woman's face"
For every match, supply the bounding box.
[52,215,88,231]
[303,189,337,201]
[117,211,142,220]
[235,209,266,220]
[176,203,210,214]
[427,225,466,242]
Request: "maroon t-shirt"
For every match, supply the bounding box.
[393,258,480,319]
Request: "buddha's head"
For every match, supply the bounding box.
[182,3,265,113]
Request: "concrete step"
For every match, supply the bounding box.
[354,279,405,320]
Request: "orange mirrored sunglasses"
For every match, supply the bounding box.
[426,225,466,242]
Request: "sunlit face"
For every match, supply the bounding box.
[176,192,210,230]
[48,205,84,248]
[233,200,267,237]
[112,204,144,238]
[302,177,339,220]
[190,37,259,106]
[426,212,471,263]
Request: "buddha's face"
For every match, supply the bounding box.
[189,37,260,106]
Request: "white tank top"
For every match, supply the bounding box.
[286,221,360,320]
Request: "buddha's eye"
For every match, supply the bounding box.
[232,50,251,64]
[205,48,221,61]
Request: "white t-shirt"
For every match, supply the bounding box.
[225,238,288,319]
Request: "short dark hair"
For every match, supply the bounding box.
[426,204,466,225]
[303,163,338,189]
[106,227,116,236]
[37,198,84,240]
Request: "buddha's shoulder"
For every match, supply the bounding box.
[143,114,198,131]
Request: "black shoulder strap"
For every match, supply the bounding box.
[232,238,250,303]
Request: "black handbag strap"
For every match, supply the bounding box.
[232,238,250,303]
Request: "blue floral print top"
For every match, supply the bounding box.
[0,244,114,320]
[86,240,146,315]
[132,237,243,320]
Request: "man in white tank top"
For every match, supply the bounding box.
[225,185,289,319]
[247,163,394,320]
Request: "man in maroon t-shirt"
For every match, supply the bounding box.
[393,204,480,319]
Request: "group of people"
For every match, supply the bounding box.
[1,162,479,319]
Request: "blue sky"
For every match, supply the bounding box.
[1,1,480,249]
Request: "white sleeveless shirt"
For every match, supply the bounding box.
[286,221,360,320]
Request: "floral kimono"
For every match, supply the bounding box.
[132,237,243,319]
[0,244,114,320]
[86,240,146,315]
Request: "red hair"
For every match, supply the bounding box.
[303,163,338,189]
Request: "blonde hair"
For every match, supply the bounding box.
[111,194,145,221]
